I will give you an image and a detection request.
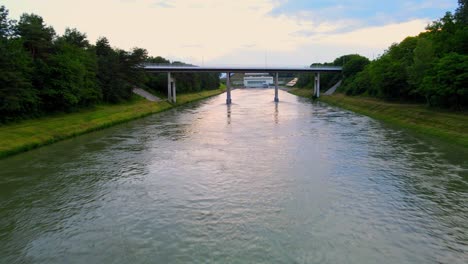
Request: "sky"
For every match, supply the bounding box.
[2,0,458,66]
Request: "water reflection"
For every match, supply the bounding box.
[274,102,279,124]
[226,104,231,125]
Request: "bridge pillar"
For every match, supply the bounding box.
[226,72,232,104]
[173,78,176,103]
[167,72,176,103]
[274,72,279,102]
[167,72,172,102]
[314,72,321,98]
[317,72,320,98]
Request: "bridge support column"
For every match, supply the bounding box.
[167,72,172,102]
[167,72,176,103]
[314,72,321,98]
[172,78,176,103]
[274,72,279,102]
[226,72,232,104]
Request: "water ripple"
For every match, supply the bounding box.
[0,90,467,263]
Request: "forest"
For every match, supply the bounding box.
[334,0,467,110]
[0,5,219,123]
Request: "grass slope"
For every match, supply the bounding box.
[173,86,226,105]
[289,88,468,148]
[0,88,225,158]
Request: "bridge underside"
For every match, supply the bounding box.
[143,65,342,104]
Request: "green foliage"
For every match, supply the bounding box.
[408,37,435,91]
[0,6,38,122]
[144,58,220,95]
[335,54,371,95]
[95,38,132,103]
[457,0,468,25]
[0,5,220,123]
[41,42,100,111]
[297,60,342,90]
[171,72,220,93]
[341,55,370,79]
[420,53,468,109]
[60,28,89,48]
[455,0,468,26]
[120,47,148,86]
[338,1,468,109]
[15,13,55,59]
[0,38,37,122]
[343,68,372,96]
[371,55,408,99]
[0,5,14,38]
[95,37,148,103]
[297,54,369,94]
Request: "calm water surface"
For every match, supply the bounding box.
[0,89,467,263]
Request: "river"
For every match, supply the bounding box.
[0,89,467,263]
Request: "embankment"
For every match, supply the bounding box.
[0,88,225,158]
[289,88,468,148]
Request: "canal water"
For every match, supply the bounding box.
[0,89,467,263]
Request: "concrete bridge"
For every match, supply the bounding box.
[143,65,342,104]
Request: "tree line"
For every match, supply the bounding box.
[0,6,220,123]
[335,0,467,110]
[298,1,467,110]
[296,55,368,93]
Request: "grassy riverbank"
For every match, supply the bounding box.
[289,88,468,147]
[0,88,225,158]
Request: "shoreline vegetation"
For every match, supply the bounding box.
[0,88,225,159]
[289,88,468,148]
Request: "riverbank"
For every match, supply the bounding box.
[289,88,468,148]
[0,88,226,158]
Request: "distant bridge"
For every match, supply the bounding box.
[143,64,342,104]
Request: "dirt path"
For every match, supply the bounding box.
[132,87,161,102]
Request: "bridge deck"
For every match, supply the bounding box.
[143,65,342,73]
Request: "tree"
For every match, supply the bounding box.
[60,28,89,48]
[336,54,370,95]
[421,53,468,109]
[426,12,459,56]
[343,68,372,96]
[0,5,14,38]
[409,37,435,95]
[369,55,407,100]
[341,54,370,79]
[387,37,418,66]
[145,56,170,94]
[456,0,468,25]
[0,38,37,122]
[15,13,55,59]
[95,37,139,103]
[147,56,170,64]
[95,36,112,57]
[120,47,148,85]
[41,42,100,111]
[0,6,38,122]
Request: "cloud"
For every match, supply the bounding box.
[1,0,454,66]
[270,0,457,32]
[210,19,429,66]
[150,0,174,8]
